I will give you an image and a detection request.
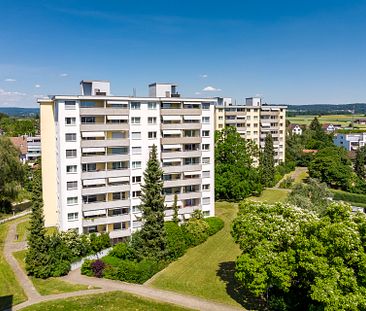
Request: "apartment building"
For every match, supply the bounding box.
[215,97,287,164]
[38,81,215,243]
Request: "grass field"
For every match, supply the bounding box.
[15,219,57,242]
[22,291,191,311]
[288,114,366,127]
[250,188,289,203]
[150,202,251,309]
[0,217,28,310]
[13,250,93,295]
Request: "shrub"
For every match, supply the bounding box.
[91,259,105,278]
[164,222,187,260]
[204,217,224,236]
[332,190,366,204]
[108,242,132,260]
[182,218,209,247]
[102,255,124,266]
[81,259,93,276]
[279,176,294,189]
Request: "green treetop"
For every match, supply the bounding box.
[260,133,275,187]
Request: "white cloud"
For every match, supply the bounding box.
[202,86,222,92]
[60,73,69,77]
[4,78,16,82]
[200,74,208,78]
[0,88,27,103]
[195,91,201,95]
[35,84,41,88]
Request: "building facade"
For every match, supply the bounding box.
[334,132,366,151]
[215,97,287,164]
[39,81,215,242]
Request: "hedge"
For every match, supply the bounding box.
[204,217,224,236]
[331,190,366,205]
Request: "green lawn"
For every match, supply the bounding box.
[149,202,246,308]
[15,219,57,242]
[22,291,192,311]
[13,250,93,295]
[288,114,366,126]
[0,218,28,310]
[250,188,289,203]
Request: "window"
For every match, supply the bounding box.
[132,147,142,155]
[148,131,157,139]
[202,103,210,110]
[131,117,140,124]
[131,102,141,110]
[67,212,79,221]
[132,176,141,183]
[202,197,210,205]
[202,130,210,137]
[202,171,210,178]
[66,149,77,158]
[67,197,78,205]
[112,192,122,200]
[202,144,210,151]
[113,223,122,230]
[218,116,223,120]
[202,157,210,164]
[65,117,76,125]
[65,101,76,110]
[132,190,141,198]
[111,132,124,139]
[148,117,157,124]
[111,162,127,170]
[202,117,210,123]
[202,184,210,190]
[82,163,96,172]
[132,161,141,169]
[66,165,77,173]
[65,133,76,142]
[131,132,141,139]
[132,205,141,213]
[67,181,78,190]
[81,116,95,124]
[148,102,157,110]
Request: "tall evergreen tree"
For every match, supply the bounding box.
[172,194,179,224]
[260,133,275,187]
[25,168,50,277]
[355,146,366,180]
[133,144,167,259]
[309,117,322,132]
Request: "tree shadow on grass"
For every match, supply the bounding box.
[217,261,267,311]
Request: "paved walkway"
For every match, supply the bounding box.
[4,219,244,311]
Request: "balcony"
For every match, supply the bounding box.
[161,123,202,130]
[165,192,202,202]
[163,164,202,174]
[161,137,202,145]
[81,154,129,164]
[82,199,131,212]
[160,109,201,116]
[81,169,130,179]
[164,177,201,188]
[109,228,131,239]
[82,199,131,211]
[81,139,129,148]
[80,108,129,116]
[82,184,130,196]
[83,214,131,227]
[81,123,129,131]
[161,150,201,159]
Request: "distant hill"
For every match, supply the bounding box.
[0,107,39,117]
[287,103,366,116]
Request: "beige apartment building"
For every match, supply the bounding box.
[38,81,215,243]
[215,97,287,164]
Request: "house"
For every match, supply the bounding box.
[334,132,366,151]
[288,124,303,135]
[322,123,342,133]
[10,136,28,163]
[9,135,41,163]
[354,118,366,125]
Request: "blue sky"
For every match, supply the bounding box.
[1,0,366,107]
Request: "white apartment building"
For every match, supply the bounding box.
[334,132,366,151]
[39,81,215,243]
[215,97,287,164]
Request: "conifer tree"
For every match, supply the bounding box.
[133,144,167,259]
[355,146,366,180]
[260,133,275,187]
[25,168,50,277]
[172,194,179,224]
[309,116,322,132]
